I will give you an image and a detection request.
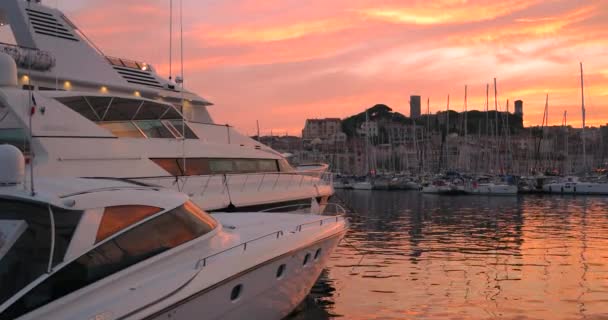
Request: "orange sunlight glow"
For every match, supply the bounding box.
[66,0,608,135]
[355,0,542,25]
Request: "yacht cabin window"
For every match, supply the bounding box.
[166,119,197,139]
[87,96,113,120]
[95,205,162,243]
[1,201,217,319]
[55,96,198,139]
[97,122,144,138]
[103,98,143,121]
[209,159,235,173]
[134,120,174,138]
[150,158,280,176]
[0,199,82,308]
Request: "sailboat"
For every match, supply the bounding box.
[353,109,373,190]
[543,63,608,195]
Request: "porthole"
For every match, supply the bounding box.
[303,253,311,266]
[276,264,286,279]
[230,284,242,301]
[314,248,322,260]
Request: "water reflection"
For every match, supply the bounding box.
[299,191,608,319]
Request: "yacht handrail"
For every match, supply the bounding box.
[195,215,347,269]
[260,203,347,215]
[58,185,162,198]
[134,170,333,188]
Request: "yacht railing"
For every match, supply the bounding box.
[0,42,55,71]
[219,170,333,193]
[195,213,347,269]
[260,202,347,215]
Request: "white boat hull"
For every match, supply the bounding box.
[468,184,518,195]
[352,182,373,190]
[144,232,345,320]
[544,182,608,195]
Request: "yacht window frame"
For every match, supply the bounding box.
[166,119,198,139]
[0,198,83,309]
[82,96,101,121]
[0,201,218,319]
[162,120,184,139]
[132,120,175,139]
[130,100,146,120]
[99,97,114,121]
[97,121,147,138]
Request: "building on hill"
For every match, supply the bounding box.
[410,95,421,118]
[302,118,342,141]
[514,100,523,117]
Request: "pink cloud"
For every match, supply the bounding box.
[62,0,608,135]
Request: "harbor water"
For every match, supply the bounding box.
[295,190,608,319]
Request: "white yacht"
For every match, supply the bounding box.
[0,145,349,320]
[0,0,333,212]
[543,175,608,195]
[352,180,373,190]
[467,176,518,195]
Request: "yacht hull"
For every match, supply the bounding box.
[142,231,346,320]
[468,184,518,195]
[352,182,373,190]
[544,182,608,195]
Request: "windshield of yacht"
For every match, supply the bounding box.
[0,199,82,306]
[1,200,216,319]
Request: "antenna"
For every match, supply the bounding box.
[23,0,36,195]
[256,120,260,141]
[464,85,467,141]
[169,0,173,80]
[54,0,60,91]
[446,94,450,170]
[178,0,186,186]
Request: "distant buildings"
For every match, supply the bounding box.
[410,95,421,118]
[302,118,342,140]
[357,121,379,137]
[260,98,608,175]
[514,100,523,117]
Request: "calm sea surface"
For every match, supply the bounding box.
[294,190,608,320]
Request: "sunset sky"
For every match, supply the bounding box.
[59,0,608,135]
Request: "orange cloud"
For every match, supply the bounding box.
[450,6,596,45]
[355,0,541,25]
[198,17,354,44]
[63,0,608,135]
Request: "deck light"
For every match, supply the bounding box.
[22,75,29,83]
[63,81,71,89]
[134,91,141,97]
[100,86,108,93]
[140,63,149,71]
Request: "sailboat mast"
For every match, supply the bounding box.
[580,62,587,172]
[464,85,468,141]
[485,83,489,172]
[446,94,450,170]
[494,78,499,172]
[365,109,370,175]
[563,110,568,174]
